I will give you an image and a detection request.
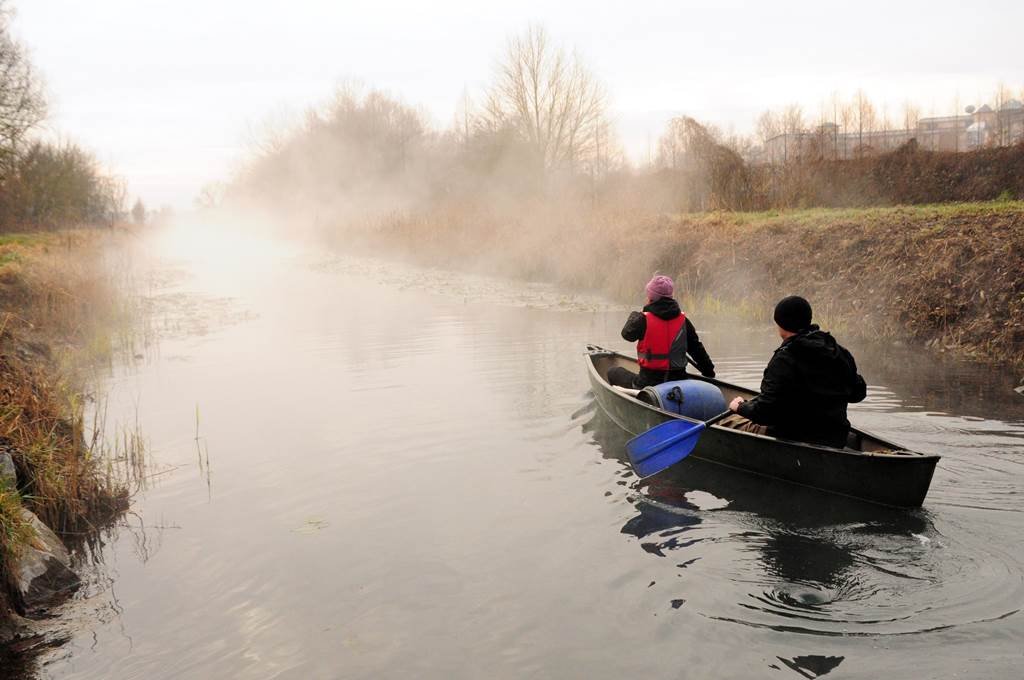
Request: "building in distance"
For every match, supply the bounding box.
[761,99,1024,165]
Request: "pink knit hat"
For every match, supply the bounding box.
[645,275,674,301]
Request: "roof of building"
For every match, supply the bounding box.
[919,115,969,123]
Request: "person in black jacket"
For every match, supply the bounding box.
[726,296,867,448]
[607,275,716,389]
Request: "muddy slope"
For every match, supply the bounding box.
[370,202,1024,367]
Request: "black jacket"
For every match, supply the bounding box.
[737,326,867,448]
[621,297,715,387]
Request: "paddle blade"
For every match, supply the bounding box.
[626,419,706,478]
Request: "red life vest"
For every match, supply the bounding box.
[637,312,686,371]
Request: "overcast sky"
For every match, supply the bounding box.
[13,0,1024,209]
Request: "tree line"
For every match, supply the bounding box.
[227,25,621,221]
[0,2,126,231]
[225,24,1024,220]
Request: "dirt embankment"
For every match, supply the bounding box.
[748,140,1024,210]
[0,230,133,652]
[367,201,1024,368]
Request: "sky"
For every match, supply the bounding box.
[12,0,1024,209]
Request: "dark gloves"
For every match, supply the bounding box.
[621,311,647,342]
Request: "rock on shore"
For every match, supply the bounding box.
[0,440,15,489]
[10,510,80,616]
[0,449,15,487]
[1,440,80,617]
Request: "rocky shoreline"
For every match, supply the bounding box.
[1,440,81,626]
[0,230,133,657]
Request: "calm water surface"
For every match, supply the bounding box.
[25,225,1024,678]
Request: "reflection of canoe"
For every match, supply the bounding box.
[585,344,940,508]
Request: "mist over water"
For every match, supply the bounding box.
[25,224,1024,679]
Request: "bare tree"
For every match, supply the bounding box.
[244,105,299,160]
[781,103,805,162]
[482,24,608,174]
[755,110,781,164]
[952,92,962,151]
[195,182,226,210]
[826,92,843,158]
[992,83,1013,146]
[3,141,123,228]
[852,90,876,158]
[838,100,856,158]
[811,100,836,159]
[0,1,46,175]
[131,198,146,224]
[901,101,920,132]
[655,116,751,211]
[588,118,621,176]
[756,110,780,146]
[101,176,127,225]
[453,87,474,149]
[876,104,892,151]
[781,104,805,135]
[657,119,683,170]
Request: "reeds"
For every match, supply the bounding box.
[0,229,136,586]
[0,481,31,563]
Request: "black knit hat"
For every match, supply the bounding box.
[773,296,813,332]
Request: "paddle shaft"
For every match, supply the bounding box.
[640,356,747,458]
[639,410,734,459]
[625,354,761,476]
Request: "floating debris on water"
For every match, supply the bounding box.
[309,252,627,313]
[293,518,330,535]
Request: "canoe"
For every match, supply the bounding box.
[584,344,940,507]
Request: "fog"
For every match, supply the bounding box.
[4,5,1024,678]
[14,0,1024,209]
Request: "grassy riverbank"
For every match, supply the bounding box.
[0,230,134,632]
[366,200,1024,367]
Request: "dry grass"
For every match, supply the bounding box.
[362,200,1024,366]
[0,480,31,564]
[0,229,135,605]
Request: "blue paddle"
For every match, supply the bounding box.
[626,410,733,478]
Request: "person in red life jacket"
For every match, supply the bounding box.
[724,295,867,448]
[607,275,716,389]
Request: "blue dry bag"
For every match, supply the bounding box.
[639,380,726,420]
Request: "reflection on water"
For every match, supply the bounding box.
[772,654,845,678]
[12,224,1024,679]
[587,405,1023,647]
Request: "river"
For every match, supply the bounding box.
[23,223,1024,678]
